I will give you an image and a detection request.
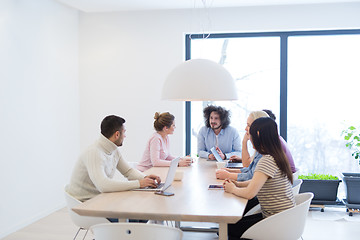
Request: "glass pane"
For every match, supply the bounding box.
[190,37,280,156]
[288,35,360,178]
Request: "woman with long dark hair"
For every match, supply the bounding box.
[223,117,294,239]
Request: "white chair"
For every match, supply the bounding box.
[244,202,262,217]
[64,186,109,240]
[292,178,303,195]
[293,168,300,180]
[91,222,183,240]
[241,192,314,240]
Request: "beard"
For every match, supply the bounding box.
[115,138,123,147]
[211,124,222,130]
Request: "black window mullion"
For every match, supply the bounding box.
[185,35,191,155]
[280,34,288,141]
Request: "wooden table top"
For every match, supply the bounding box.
[72,158,247,223]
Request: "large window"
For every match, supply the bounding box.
[287,34,360,175]
[190,37,280,157]
[186,30,360,178]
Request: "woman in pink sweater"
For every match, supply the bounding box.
[137,112,192,172]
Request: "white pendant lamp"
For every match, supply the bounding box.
[161,59,238,101]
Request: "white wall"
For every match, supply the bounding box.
[0,0,79,238]
[78,2,360,163]
[1,1,360,238]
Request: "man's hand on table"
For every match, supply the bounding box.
[140,174,161,188]
[208,153,216,160]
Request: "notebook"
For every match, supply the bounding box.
[133,157,180,191]
[210,147,243,169]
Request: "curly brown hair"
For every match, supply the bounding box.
[203,105,230,129]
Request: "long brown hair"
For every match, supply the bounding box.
[250,117,293,183]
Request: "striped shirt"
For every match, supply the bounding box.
[255,154,295,218]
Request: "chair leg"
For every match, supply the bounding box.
[81,229,89,240]
[175,221,181,228]
[165,221,175,227]
[73,228,81,240]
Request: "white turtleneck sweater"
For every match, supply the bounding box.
[66,134,145,201]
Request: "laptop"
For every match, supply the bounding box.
[210,147,243,169]
[133,157,180,191]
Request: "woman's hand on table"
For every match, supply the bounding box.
[224,168,241,173]
[229,155,242,163]
[223,179,236,193]
[216,169,230,179]
[179,157,193,167]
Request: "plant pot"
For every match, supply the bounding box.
[341,173,360,204]
[299,179,341,202]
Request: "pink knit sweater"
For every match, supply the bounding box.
[137,132,175,172]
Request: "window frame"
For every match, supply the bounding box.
[185,29,360,155]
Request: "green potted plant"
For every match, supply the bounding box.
[342,125,360,163]
[341,126,360,207]
[298,173,341,204]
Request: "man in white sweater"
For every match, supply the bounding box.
[66,115,161,202]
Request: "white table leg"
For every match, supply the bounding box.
[218,222,227,240]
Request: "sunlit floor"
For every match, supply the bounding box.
[2,206,360,240]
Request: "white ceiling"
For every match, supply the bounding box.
[57,0,360,12]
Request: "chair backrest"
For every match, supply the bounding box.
[64,185,108,229]
[293,168,299,180]
[292,179,303,195]
[91,223,183,240]
[242,192,314,240]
